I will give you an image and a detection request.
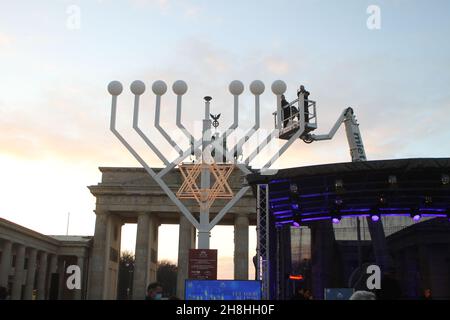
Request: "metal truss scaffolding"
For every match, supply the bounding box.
[256,184,270,299]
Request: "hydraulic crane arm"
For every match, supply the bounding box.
[310,108,348,141]
[310,107,367,162]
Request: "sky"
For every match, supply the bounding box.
[1,0,450,279]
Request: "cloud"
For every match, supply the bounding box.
[130,0,169,9]
[263,56,290,75]
[184,5,201,18]
[0,81,147,167]
[0,32,13,48]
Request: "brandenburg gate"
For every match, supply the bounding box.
[87,166,256,300]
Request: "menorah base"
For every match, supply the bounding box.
[197,229,211,249]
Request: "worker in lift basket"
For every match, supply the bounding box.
[297,85,310,124]
[281,94,291,128]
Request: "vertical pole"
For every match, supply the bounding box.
[257,184,270,299]
[357,217,362,268]
[276,95,282,130]
[298,93,305,125]
[198,97,212,249]
[66,212,70,236]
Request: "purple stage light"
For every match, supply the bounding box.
[271,204,290,209]
[340,208,371,213]
[272,210,292,215]
[422,214,447,218]
[302,216,331,222]
[412,214,421,221]
[270,179,289,184]
[342,214,369,219]
[332,217,341,224]
[269,197,290,203]
[292,221,300,228]
[371,215,380,222]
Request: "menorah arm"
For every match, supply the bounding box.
[228,95,240,131]
[209,137,252,175]
[158,80,250,178]
[229,94,261,159]
[208,186,250,230]
[154,95,184,156]
[110,95,200,229]
[244,129,279,164]
[132,95,170,166]
[176,95,196,142]
[158,126,253,180]
[262,123,305,168]
[156,138,203,178]
[216,94,240,153]
[158,109,243,179]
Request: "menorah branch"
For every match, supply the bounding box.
[131,82,170,166]
[108,81,200,230]
[154,94,184,156]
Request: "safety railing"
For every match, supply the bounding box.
[272,98,317,131]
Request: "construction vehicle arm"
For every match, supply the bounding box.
[310,108,349,141]
[310,107,367,161]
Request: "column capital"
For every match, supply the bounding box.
[94,209,109,216]
[0,238,13,246]
[14,242,25,249]
[234,213,250,223]
[15,243,26,250]
[39,250,48,257]
[235,212,249,218]
[28,247,37,254]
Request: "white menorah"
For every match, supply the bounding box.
[107,79,313,249]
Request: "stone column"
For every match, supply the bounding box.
[311,221,336,300]
[403,247,420,299]
[37,251,48,300]
[87,211,109,299]
[47,254,58,299]
[11,244,26,299]
[147,217,159,284]
[57,257,65,300]
[234,214,249,280]
[176,214,195,299]
[74,256,85,300]
[0,240,12,287]
[133,213,151,300]
[418,244,431,290]
[366,217,392,273]
[24,248,38,300]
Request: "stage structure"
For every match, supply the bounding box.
[250,158,450,299]
[256,98,391,299]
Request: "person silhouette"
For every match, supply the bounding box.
[281,94,291,128]
[297,85,310,123]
